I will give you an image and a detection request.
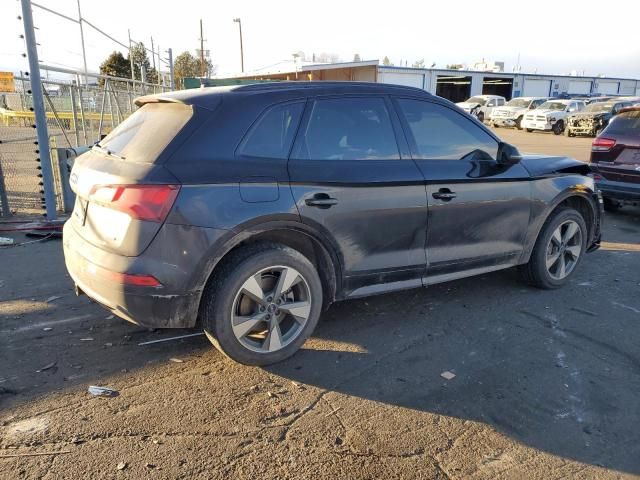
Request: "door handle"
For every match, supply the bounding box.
[432,189,457,201]
[305,194,338,208]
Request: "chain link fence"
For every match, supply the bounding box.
[0,67,168,217]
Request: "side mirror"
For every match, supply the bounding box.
[497,142,522,165]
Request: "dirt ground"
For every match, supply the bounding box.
[2,129,640,479]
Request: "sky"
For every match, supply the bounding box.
[1,0,639,80]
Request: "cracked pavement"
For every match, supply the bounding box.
[2,130,640,479]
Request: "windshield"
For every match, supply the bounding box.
[466,97,487,105]
[97,103,193,164]
[505,99,532,108]
[539,101,567,111]
[585,103,615,113]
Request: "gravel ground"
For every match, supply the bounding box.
[1,129,640,479]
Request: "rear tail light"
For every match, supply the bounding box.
[592,137,616,152]
[89,184,180,222]
[85,260,162,287]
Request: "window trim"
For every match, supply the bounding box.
[289,94,407,162]
[235,99,306,160]
[391,96,501,161]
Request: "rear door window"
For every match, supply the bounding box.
[98,103,193,164]
[238,102,304,158]
[292,97,400,160]
[396,98,499,160]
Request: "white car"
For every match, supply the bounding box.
[490,97,548,130]
[456,95,506,122]
[521,99,586,135]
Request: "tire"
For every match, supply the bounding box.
[552,121,564,135]
[526,128,533,133]
[519,208,587,289]
[516,117,523,130]
[493,122,500,128]
[478,112,485,123]
[603,197,622,212]
[201,243,323,366]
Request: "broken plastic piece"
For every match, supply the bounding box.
[440,371,456,380]
[88,386,119,397]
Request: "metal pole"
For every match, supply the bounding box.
[128,30,135,81]
[98,78,108,139]
[150,37,156,73]
[234,18,244,73]
[76,73,88,144]
[76,0,89,85]
[0,159,10,218]
[20,0,57,220]
[200,19,205,78]
[70,81,80,146]
[167,48,174,90]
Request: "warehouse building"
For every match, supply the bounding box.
[220,59,640,102]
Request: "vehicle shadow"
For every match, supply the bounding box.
[269,265,640,474]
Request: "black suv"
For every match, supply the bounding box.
[64,82,602,365]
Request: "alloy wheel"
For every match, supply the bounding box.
[545,220,582,280]
[230,266,312,353]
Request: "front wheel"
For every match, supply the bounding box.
[516,116,523,130]
[526,128,534,133]
[201,243,323,365]
[519,208,587,289]
[552,121,564,135]
[477,112,485,123]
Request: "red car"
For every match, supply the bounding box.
[590,106,640,211]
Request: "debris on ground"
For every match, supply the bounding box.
[36,362,57,373]
[88,386,119,397]
[169,358,184,363]
[325,407,342,417]
[0,237,14,246]
[137,332,205,346]
[440,371,456,380]
[43,327,53,332]
[80,338,94,341]
[116,462,127,470]
[145,463,156,469]
[0,450,71,458]
[570,307,597,317]
[46,295,63,303]
[267,391,276,398]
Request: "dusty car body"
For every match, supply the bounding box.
[566,100,633,137]
[456,95,505,122]
[63,82,602,365]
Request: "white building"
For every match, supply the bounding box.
[221,59,640,103]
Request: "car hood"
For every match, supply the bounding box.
[529,108,566,116]
[568,111,609,119]
[456,101,481,110]
[519,154,591,177]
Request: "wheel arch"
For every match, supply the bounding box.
[194,220,343,325]
[520,188,599,264]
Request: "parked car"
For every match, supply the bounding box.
[521,99,586,135]
[490,97,548,129]
[64,82,602,365]
[589,106,640,210]
[456,95,506,122]
[566,100,633,137]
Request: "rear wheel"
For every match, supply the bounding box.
[526,128,533,133]
[519,208,587,289]
[516,116,523,130]
[201,243,323,365]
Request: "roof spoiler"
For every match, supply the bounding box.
[133,95,185,107]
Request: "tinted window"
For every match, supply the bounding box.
[98,103,192,164]
[397,99,499,160]
[239,102,304,158]
[605,110,640,134]
[293,97,400,160]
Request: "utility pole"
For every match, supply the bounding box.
[128,29,135,81]
[20,0,57,220]
[199,19,205,78]
[233,18,244,73]
[150,36,156,73]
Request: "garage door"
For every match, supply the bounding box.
[568,80,592,94]
[597,81,619,95]
[379,72,424,89]
[523,79,551,97]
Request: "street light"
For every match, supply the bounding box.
[233,18,244,73]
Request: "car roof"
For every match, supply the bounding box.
[135,81,434,110]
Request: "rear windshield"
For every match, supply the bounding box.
[97,103,193,163]
[605,111,640,135]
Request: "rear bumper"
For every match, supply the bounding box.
[63,220,229,328]
[596,177,640,202]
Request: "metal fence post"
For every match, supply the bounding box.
[20,0,57,220]
[70,82,80,146]
[168,48,175,90]
[0,159,10,218]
